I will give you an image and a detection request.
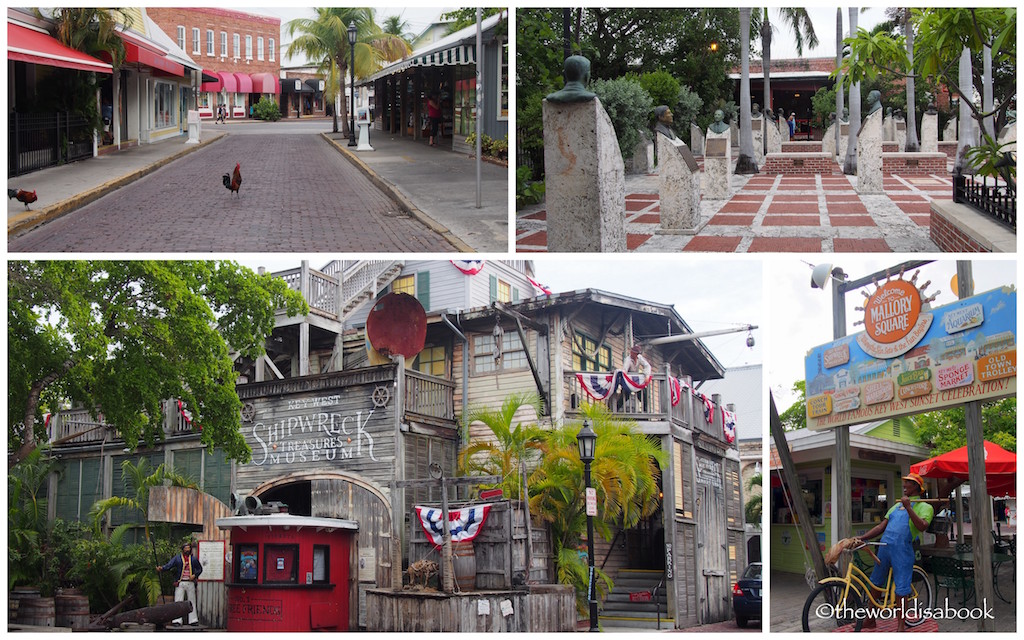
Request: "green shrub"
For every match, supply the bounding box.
[591,76,654,160]
[516,165,545,209]
[253,97,281,121]
[638,70,680,112]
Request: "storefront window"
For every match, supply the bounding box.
[153,82,177,129]
[771,473,823,525]
[264,544,299,584]
[234,94,244,109]
[852,476,888,524]
[498,39,508,120]
[198,92,210,108]
[453,65,476,138]
[313,545,329,584]
[237,544,258,583]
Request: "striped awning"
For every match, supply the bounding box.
[411,44,476,67]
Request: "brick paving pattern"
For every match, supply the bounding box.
[9,134,457,252]
[516,159,953,252]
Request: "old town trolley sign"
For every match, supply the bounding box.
[805,271,1016,430]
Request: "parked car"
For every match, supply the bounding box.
[732,561,762,628]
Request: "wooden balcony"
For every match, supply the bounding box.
[273,260,403,321]
[564,372,735,447]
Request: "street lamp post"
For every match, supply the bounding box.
[347,21,357,147]
[576,420,598,632]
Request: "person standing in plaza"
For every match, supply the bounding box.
[427,92,442,147]
[788,112,796,138]
[157,541,203,625]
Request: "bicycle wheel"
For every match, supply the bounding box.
[802,583,862,633]
[905,565,934,627]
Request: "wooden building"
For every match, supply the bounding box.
[45,259,750,629]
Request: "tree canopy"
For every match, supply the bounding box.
[8,261,308,467]
[914,397,1016,455]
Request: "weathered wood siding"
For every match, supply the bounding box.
[148,486,232,629]
[234,367,400,492]
[364,586,576,632]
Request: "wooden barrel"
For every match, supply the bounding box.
[16,596,55,627]
[452,540,476,591]
[9,587,40,622]
[55,589,90,629]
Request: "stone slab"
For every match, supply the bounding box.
[629,133,654,175]
[543,98,626,251]
[657,132,703,231]
[921,113,939,153]
[856,109,884,194]
[690,123,704,156]
[703,130,731,200]
[822,123,837,158]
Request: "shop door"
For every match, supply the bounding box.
[696,477,729,623]
[179,87,189,133]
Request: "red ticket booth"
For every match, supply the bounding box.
[216,514,357,632]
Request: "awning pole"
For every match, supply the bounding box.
[475,8,482,209]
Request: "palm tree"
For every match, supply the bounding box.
[529,403,667,614]
[460,392,545,500]
[843,8,862,175]
[381,14,415,43]
[898,9,920,151]
[8,447,56,589]
[744,471,762,525]
[835,9,844,158]
[89,458,197,541]
[735,8,759,174]
[44,9,132,144]
[755,8,819,152]
[287,8,410,135]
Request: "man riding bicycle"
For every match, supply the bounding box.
[855,472,933,631]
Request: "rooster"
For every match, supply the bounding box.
[8,188,38,210]
[222,163,241,196]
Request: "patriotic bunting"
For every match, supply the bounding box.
[576,371,651,400]
[669,377,691,407]
[527,275,553,297]
[450,260,485,275]
[701,394,715,424]
[722,408,737,443]
[415,504,492,549]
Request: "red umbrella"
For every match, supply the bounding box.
[911,441,1016,497]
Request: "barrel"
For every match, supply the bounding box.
[16,596,55,627]
[9,587,40,622]
[56,589,90,629]
[452,540,476,591]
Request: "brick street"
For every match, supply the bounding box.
[9,133,457,252]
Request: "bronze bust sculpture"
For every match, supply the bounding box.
[867,90,882,115]
[654,105,676,139]
[545,55,597,103]
[708,109,729,134]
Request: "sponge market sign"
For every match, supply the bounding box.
[805,285,1016,430]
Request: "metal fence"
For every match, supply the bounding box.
[515,125,542,176]
[954,173,1017,232]
[9,111,95,177]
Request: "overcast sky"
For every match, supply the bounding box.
[762,7,889,60]
[767,258,1018,414]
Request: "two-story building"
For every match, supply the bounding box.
[46,259,751,630]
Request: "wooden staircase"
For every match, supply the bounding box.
[599,568,673,630]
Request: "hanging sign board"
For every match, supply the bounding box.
[805,285,1016,430]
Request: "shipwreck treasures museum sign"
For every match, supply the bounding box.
[805,282,1016,431]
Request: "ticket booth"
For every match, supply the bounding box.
[216,514,358,632]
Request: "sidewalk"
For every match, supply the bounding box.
[770,569,1016,633]
[516,160,951,253]
[8,133,226,236]
[324,131,509,253]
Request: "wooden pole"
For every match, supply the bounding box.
[770,393,828,582]
[958,260,994,631]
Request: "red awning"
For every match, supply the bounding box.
[233,72,253,93]
[250,72,280,94]
[8,22,113,74]
[200,68,222,92]
[217,71,238,93]
[911,441,1016,497]
[119,30,184,76]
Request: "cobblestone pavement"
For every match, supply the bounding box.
[10,134,457,252]
[516,160,951,253]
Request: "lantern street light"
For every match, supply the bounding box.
[576,419,598,632]
[347,21,357,147]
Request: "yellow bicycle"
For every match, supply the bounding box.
[801,541,934,632]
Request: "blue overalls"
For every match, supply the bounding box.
[870,504,916,596]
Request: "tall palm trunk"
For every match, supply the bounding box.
[843,8,861,175]
[903,9,919,151]
[982,45,993,141]
[761,8,772,155]
[735,8,759,174]
[954,47,974,175]
[835,9,843,157]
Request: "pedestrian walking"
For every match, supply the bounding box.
[788,112,796,138]
[249,103,255,119]
[427,92,442,147]
[157,541,203,625]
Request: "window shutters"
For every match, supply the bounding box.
[417,271,430,310]
[489,275,497,302]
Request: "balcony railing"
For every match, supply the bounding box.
[564,372,735,446]
[954,173,1016,231]
[405,369,456,425]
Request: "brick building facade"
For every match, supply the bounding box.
[147,8,281,119]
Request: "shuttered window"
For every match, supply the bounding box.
[416,271,431,310]
[55,458,103,521]
[674,440,693,520]
[725,459,742,529]
[168,448,232,506]
[403,433,455,516]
